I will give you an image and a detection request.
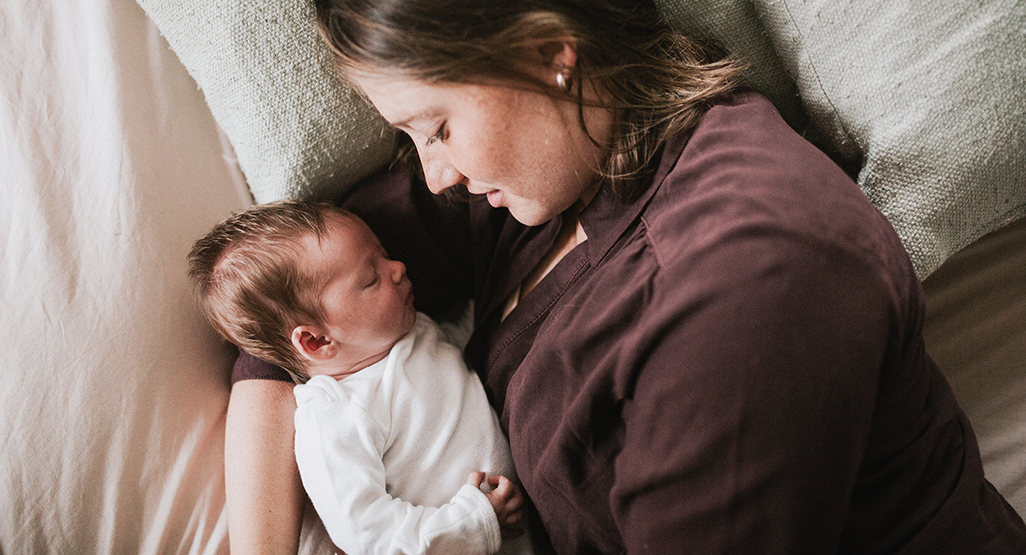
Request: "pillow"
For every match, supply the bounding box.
[136,0,396,204]
[750,0,1026,278]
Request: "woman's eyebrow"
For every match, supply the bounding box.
[389,117,413,130]
[390,108,443,131]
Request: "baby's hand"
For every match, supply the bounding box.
[467,471,524,527]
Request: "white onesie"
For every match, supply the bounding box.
[294,313,531,555]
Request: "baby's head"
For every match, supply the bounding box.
[188,200,416,383]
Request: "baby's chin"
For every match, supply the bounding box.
[401,306,418,335]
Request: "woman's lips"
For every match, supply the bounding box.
[486,190,504,208]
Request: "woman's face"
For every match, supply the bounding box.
[353,70,610,226]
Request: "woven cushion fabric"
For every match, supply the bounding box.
[136,0,396,204]
[752,0,1026,278]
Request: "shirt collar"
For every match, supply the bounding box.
[579,131,691,264]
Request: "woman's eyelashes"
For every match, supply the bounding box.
[424,123,447,146]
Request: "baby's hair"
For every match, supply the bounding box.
[188,200,356,383]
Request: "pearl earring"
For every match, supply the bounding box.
[556,69,572,92]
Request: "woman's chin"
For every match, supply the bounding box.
[506,203,557,227]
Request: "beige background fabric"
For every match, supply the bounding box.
[923,216,1026,515]
[136,0,396,204]
[0,0,243,550]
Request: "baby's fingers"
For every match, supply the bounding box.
[485,476,525,526]
[466,471,486,488]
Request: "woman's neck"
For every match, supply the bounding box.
[521,205,587,298]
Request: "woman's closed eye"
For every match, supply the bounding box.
[424,123,447,146]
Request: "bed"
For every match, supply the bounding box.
[1,0,1023,553]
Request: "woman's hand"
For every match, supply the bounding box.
[467,471,524,527]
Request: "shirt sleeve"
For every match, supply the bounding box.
[294,376,502,555]
[610,226,907,554]
[230,348,293,384]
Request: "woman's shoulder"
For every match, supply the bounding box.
[644,91,911,282]
[662,90,858,209]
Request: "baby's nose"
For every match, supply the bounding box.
[389,259,406,283]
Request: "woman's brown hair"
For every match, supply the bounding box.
[314,0,741,201]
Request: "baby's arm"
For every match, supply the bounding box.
[295,376,503,555]
[467,471,524,528]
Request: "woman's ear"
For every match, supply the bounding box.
[539,39,577,68]
[291,325,337,362]
[537,39,578,88]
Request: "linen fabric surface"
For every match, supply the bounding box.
[922,216,1026,514]
[293,314,528,555]
[0,0,245,551]
[0,0,339,551]
[237,92,1026,554]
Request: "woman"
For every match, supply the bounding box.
[224,0,1026,553]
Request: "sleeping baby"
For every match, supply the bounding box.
[188,200,533,555]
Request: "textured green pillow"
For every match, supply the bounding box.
[752,0,1026,277]
[136,0,396,204]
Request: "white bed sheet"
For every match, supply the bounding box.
[1,0,247,552]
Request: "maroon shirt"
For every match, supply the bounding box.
[234,92,1026,554]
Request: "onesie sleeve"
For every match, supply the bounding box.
[294,376,502,555]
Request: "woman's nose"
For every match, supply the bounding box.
[421,151,465,195]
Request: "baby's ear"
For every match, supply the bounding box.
[291,325,337,361]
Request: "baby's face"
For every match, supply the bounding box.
[303,215,416,362]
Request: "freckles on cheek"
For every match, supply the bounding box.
[460,134,507,183]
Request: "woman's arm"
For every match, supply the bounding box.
[224,379,304,555]
[610,231,904,553]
